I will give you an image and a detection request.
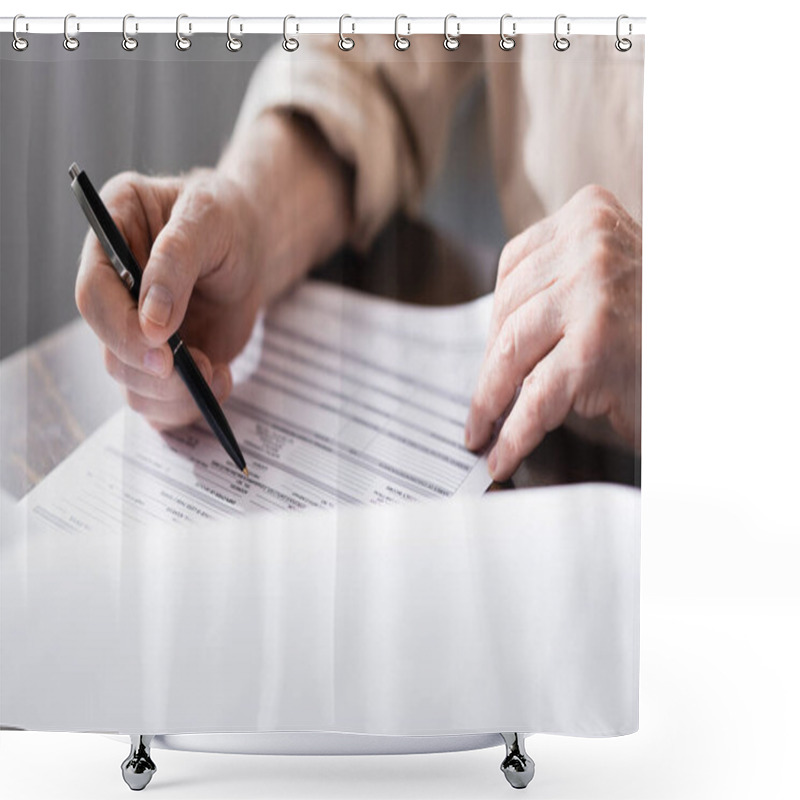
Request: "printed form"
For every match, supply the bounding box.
[24,282,493,532]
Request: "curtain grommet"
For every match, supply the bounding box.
[499,14,516,51]
[175,13,191,51]
[63,13,80,51]
[339,14,355,51]
[121,14,138,51]
[282,15,299,51]
[226,15,243,52]
[394,14,410,51]
[443,14,460,51]
[553,14,570,52]
[12,14,29,52]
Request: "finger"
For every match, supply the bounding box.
[104,347,186,401]
[466,288,564,451]
[124,351,233,430]
[76,237,173,374]
[138,183,230,345]
[485,239,561,355]
[495,214,556,286]
[487,344,576,482]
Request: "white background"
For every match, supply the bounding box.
[2,1,799,798]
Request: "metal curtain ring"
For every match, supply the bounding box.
[553,14,570,51]
[499,14,515,51]
[227,15,242,52]
[394,14,410,51]
[63,14,79,51]
[282,15,299,51]
[12,14,29,52]
[175,14,191,51]
[122,14,138,51]
[443,14,460,51]
[615,14,632,51]
[339,14,355,51]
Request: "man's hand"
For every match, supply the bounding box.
[465,184,642,481]
[75,112,352,430]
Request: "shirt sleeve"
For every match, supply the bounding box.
[233,34,483,250]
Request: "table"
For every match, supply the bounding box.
[0,215,639,501]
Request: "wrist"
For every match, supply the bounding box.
[217,110,354,296]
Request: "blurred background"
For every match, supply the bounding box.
[0,34,505,358]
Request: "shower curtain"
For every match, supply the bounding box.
[1,21,643,744]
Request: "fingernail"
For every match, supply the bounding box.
[211,370,228,398]
[143,348,166,376]
[141,284,173,328]
[488,448,498,478]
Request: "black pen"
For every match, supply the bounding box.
[68,162,248,477]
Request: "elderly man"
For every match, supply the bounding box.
[75,34,643,483]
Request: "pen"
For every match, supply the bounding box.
[68,162,248,477]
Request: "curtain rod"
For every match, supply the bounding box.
[1,16,646,37]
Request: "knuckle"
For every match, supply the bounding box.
[100,170,139,199]
[125,389,147,415]
[584,204,618,235]
[500,424,523,465]
[497,240,521,281]
[521,370,545,413]
[111,307,145,362]
[522,368,561,434]
[155,225,191,267]
[578,183,615,208]
[183,183,219,226]
[470,392,489,422]
[497,313,519,365]
[103,347,121,379]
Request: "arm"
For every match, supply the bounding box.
[234,35,483,249]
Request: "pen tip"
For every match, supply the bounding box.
[242,467,249,477]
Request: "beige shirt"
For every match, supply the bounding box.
[235,34,644,251]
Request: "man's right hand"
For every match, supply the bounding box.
[74,112,353,430]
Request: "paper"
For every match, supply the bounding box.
[2,484,640,736]
[23,281,493,533]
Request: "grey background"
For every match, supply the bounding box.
[0,34,505,358]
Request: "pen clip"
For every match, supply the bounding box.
[69,169,136,291]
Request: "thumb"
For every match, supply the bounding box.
[138,184,227,344]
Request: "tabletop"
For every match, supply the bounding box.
[0,215,639,502]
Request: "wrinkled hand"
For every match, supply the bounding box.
[75,113,352,430]
[465,184,642,481]
[75,169,265,429]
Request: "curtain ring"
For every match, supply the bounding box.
[227,15,243,52]
[499,14,515,51]
[12,14,29,52]
[63,13,80,51]
[175,14,191,51]
[615,14,632,52]
[122,14,138,51]
[282,15,299,51]
[553,14,570,51]
[339,14,355,51]
[394,14,410,51]
[443,14,460,51]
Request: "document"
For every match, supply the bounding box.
[22,281,493,532]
